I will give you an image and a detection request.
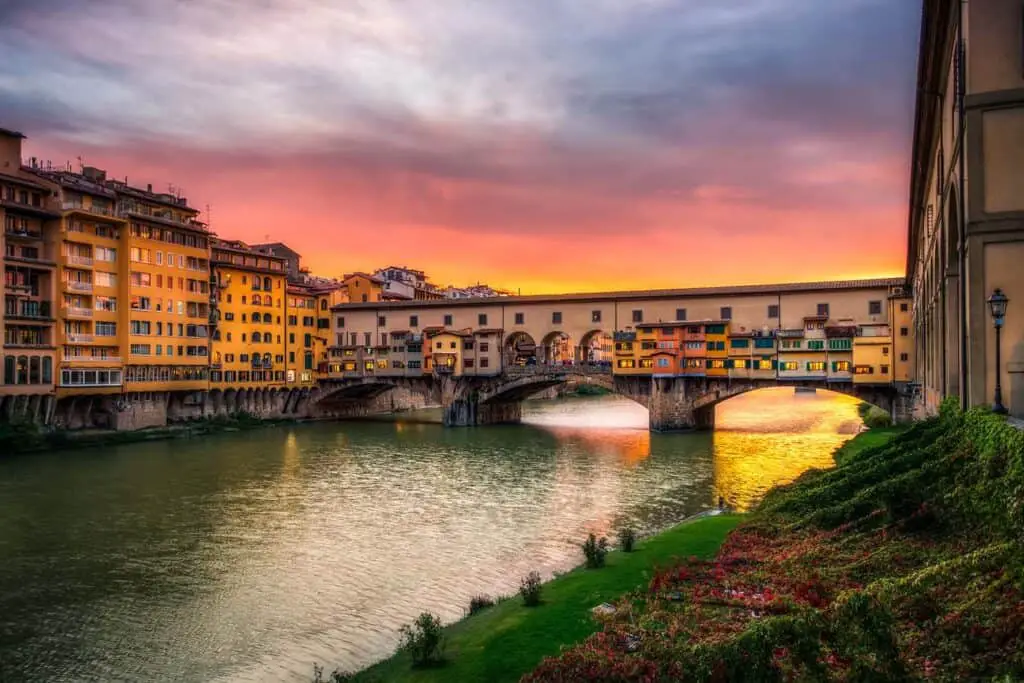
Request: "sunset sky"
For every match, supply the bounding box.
[1,0,920,294]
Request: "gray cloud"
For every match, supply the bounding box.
[0,0,920,238]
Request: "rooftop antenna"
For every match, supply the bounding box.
[206,203,213,228]
[76,156,84,172]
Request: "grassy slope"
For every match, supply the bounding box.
[352,514,742,683]
[832,425,906,465]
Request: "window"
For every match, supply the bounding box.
[480,358,489,368]
[96,322,116,336]
[130,320,151,335]
[552,312,562,324]
[289,351,295,363]
[639,358,654,368]
[707,359,727,369]
[900,327,908,337]
[854,365,874,375]
[828,338,852,350]
[898,352,909,362]
[882,346,889,356]
[336,316,345,328]
[732,359,747,369]
[378,315,386,327]
[409,315,418,327]
[767,304,779,318]
[807,340,825,350]
[757,359,773,370]
[463,341,474,350]
[478,314,488,326]
[816,303,829,317]
[464,358,475,368]
[880,364,890,374]
[304,333,312,348]
[779,361,799,371]
[807,361,826,372]
[617,359,636,369]
[95,272,116,287]
[443,314,453,326]
[130,271,151,287]
[632,310,642,323]
[730,338,749,348]
[754,338,774,349]
[514,312,525,325]
[869,300,882,315]
[675,308,686,321]
[289,333,295,344]
[833,361,851,372]
[720,306,732,320]
[592,310,602,323]
[900,303,909,312]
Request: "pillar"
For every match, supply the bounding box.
[443,393,522,426]
[647,377,703,431]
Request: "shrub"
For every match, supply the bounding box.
[398,612,446,668]
[859,403,893,429]
[311,664,353,682]
[618,527,636,553]
[520,571,543,607]
[467,594,495,615]
[582,533,609,568]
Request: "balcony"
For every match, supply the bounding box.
[4,301,53,320]
[66,281,94,293]
[5,247,55,265]
[66,333,95,343]
[63,306,94,319]
[3,227,44,240]
[62,201,117,218]
[66,254,94,268]
[63,355,122,363]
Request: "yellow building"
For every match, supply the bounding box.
[342,272,384,303]
[704,322,729,377]
[2,129,59,398]
[612,331,642,375]
[853,323,893,385]
[889,292,915,384]
[286,285,319,386]
[119,183,211,393]
[210,240,287,390]
[426,331,465,375]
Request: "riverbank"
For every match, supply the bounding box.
[345,514,742,683]
[0,412,300,456]
[524,404,1024,680]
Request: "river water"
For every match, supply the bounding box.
[0,388,862,681]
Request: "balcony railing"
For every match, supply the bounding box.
[66,333,95,343]
[63,201,116,217]
[4,301,53,319]
[66,254,94,267]
[3,227,43,240]
[62,355,122,363]
[66,281,94,292]
[63,306,94,318]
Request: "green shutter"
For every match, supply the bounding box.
[705,359,712,369]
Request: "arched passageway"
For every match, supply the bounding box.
[504,331,538,366]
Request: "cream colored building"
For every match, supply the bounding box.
[909,0,1024,417]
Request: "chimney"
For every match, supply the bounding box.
[0,127,26,171]
[82,166,107,182]
[147,183,152,193]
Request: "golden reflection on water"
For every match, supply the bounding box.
[541,426,652,466]
[712,388,864,511]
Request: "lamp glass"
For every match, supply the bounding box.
[988,289,1008,320]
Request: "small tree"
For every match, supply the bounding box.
[520,571,543,607]
[582,533,609,568]
[398,612,446,668]
[618,527,636,553]
[467,594,495,615]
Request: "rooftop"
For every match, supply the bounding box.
[333,278,905,311]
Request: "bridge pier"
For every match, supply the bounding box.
[443,396,522,427]
[648,377,707,431]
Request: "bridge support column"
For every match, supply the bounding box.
[648,377,705,431]
[444,396,522,427]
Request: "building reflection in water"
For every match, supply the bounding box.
[711,388,864,511]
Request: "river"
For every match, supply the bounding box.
[0,388,863,681]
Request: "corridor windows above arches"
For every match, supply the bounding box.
[552,312,562,324]
[515,312,525,325]
[592,310,602,323]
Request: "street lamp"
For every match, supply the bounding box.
[987,288,1009,414]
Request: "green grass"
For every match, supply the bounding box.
[832,424,907,466]
[350,514,742,683]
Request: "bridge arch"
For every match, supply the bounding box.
[539,331,574,365]
[578,329,612,364]
[503,331,538,366]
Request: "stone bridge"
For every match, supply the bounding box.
[313,365,903,431]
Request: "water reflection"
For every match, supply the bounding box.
[0,388,859,682]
